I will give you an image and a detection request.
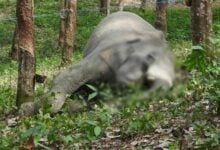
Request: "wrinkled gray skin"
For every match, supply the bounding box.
[19,12,174,116]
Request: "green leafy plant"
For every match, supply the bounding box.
[127,112,162,134]
[185,45,208,73]
[86,84,98,101]
[79,119,102,140]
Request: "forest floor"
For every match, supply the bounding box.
[0,0,220,149]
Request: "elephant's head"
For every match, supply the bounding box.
[99,37,175,90]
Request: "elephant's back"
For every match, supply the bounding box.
[91,11,156,38]
[84,12,159,57]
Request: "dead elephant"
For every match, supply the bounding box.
[19,12,175,115]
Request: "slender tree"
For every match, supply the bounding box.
[191,0,212,45]
[107,0,110,15]
[58,0,66,48]
[100,0,107,14]
[154,0,168,33]
[16,0,35,107]
[99,0,110,15]
[118,0,124,11]
[11,0,34,61]
[61,0,77,65]
[10,25,19,61]
[185,0,192,7]
[140,0,147,10]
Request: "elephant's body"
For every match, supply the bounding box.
[19,12,175,115]
[84,12,159,57]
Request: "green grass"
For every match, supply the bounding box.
[0,0,220,149]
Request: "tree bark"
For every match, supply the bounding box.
[10,24,19,61]
[185,0,192,7]
[58,0,66,48]
[118,0,124,11]
[191,0,212,45]
[100,0,110,15]
[16,0,35,107]
[61,0,77,66]
[140,0,147,10]
[100,0,107,14]
[204,1,212,42]
[154,0,168,33]
[107,0,110,15]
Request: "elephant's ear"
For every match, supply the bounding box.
[99,38,140,72]
[99,48,122,72]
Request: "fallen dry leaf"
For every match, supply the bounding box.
[19,135,34,150]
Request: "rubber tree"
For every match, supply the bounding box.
[11,0,34,61]
[99,0,111,15]
[16,0,36,107]
[10,25,19,61]
[140,0,147,10]
[154,0,168,33]
[58,0,66,48]
[191,0,212,45]
[60,0,77,65]
[118,0,124,11]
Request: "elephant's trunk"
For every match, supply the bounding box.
[19,54,108,115]
[47,54,106,113]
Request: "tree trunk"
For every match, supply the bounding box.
[140,0,147,10]
[154,0,168,33]
[107,0,110,15]
[100,0,107,14]
[61,0,77,65]
[100,0,110,15]
[204,1,212,39]
[10,24,19,61]
[58,0,66,48]
[191,0,212,45]
[16,0,35,107]
[185,0,192,7]
[118,0,124,11]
